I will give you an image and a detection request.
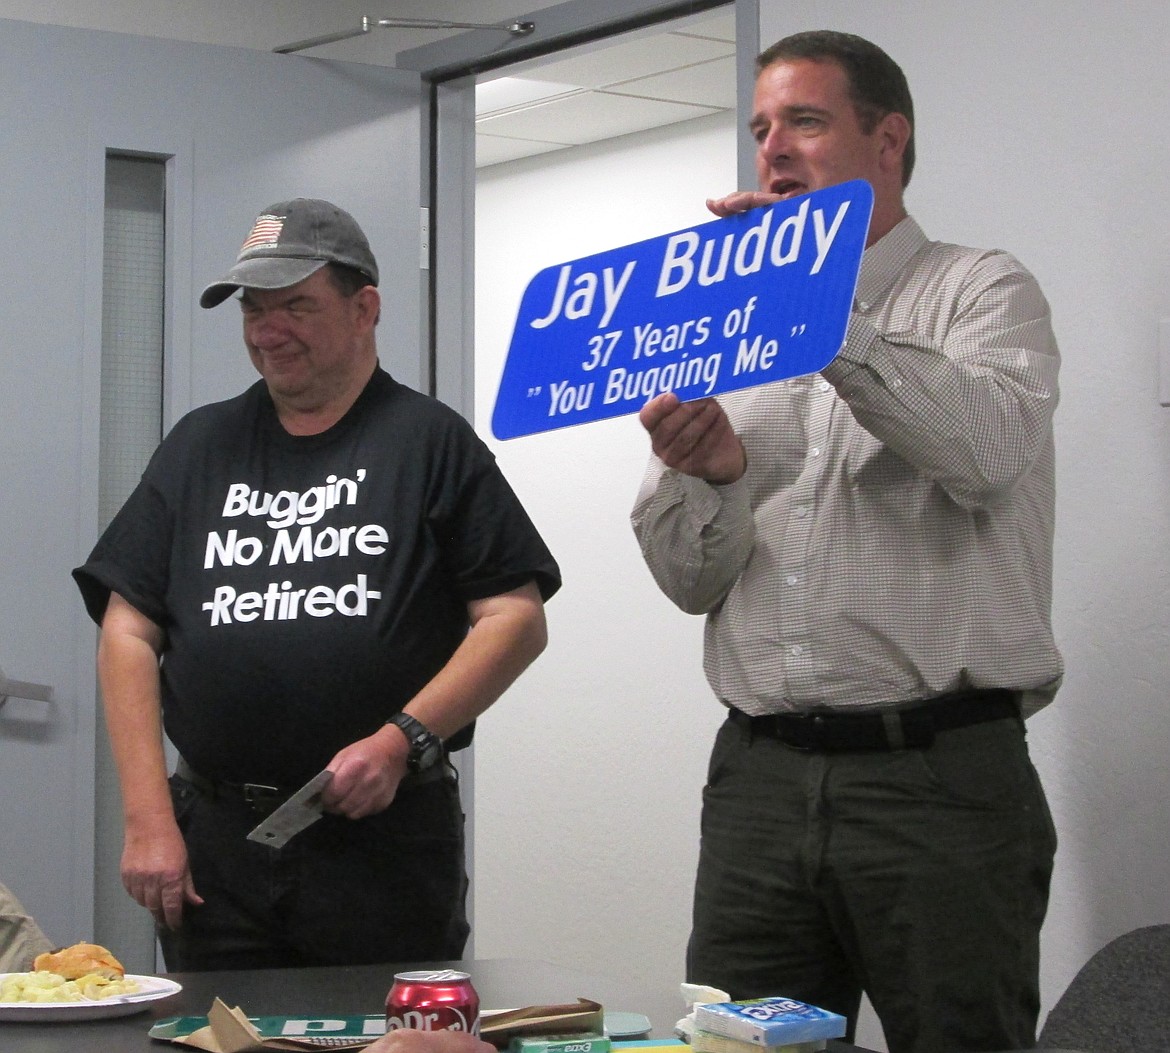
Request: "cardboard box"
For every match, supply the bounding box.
[482,999,605,1046]
[148,999,378,1050]
[150,997,606,1051]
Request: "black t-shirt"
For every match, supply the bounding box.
[74,368,560,785]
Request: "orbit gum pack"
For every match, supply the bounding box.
[693,997,846,1047]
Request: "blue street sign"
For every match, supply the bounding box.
[491,180,873,440]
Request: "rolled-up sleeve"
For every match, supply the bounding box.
[630,456,756,615]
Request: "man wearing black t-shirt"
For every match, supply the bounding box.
[74,198,561,970]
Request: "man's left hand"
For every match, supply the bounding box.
[706,189,783,217]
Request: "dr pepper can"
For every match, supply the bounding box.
[386,970,480,1035]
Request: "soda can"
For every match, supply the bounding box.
[386,969,480,1035]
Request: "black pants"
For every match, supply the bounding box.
[160,768,469,970]
[688,714,1056,1053]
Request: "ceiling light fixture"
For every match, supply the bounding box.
[274,16,536,54]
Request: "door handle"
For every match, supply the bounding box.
[0,665,54,709]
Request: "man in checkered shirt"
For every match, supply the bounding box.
[633,31,1060,1053]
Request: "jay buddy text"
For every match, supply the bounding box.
[491,180,873,440]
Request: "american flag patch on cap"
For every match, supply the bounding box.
[240,213,285,252]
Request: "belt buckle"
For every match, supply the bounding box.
[895,707,936,749]
[242,782,282,813]
[778,711,826,751]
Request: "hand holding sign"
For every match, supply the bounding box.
[491,180,873,440]
[639,393,747,484]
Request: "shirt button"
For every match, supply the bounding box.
[794,506,810,518]
[810,446,821,457]
[786,574,799,586]
[789,644,804,657]
[819,380,831,392]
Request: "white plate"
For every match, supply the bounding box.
[0,973,183,1022]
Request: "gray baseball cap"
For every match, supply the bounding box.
[200,198,379,309]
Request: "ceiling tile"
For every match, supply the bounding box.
[673,8,736,44]
[476,134,569,168]
[477,90,720,147]
[526,31,733,91]
[607,54,737,109]
[475,76,582,117]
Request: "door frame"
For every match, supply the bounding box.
[408,0,758,421]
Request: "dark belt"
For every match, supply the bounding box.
[175,756,449,816]
[728,688,1021,753]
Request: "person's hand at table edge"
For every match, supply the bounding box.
[366,1030,496,1053]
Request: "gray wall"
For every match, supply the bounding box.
[475,110,735,1004]
[763,0,1170,1010]
[0,15,422,959]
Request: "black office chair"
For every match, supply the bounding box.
[1038,924,1170,1053]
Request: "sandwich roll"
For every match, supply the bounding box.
[32,942,126,980]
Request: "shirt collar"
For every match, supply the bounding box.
[854,215,927,310]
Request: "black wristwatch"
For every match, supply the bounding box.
[385,712,443,773]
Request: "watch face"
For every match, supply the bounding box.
[392,714,441,771]
[414,736,442,770]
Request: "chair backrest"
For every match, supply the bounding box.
[1038,924,1170,1053]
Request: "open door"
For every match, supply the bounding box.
[0,17,426,961]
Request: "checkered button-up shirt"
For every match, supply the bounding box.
[632,216,1062,717]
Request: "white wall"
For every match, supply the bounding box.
[474,1,1170,1047]
[758,0,1170,1020]
[474,111,735,1000]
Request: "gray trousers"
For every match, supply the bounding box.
[688,712,1056,1053]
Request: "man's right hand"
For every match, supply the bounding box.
[121,814,203,930]
[323,724,410,820]
[639,393,745,484]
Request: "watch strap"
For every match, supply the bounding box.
[385,712,443,773]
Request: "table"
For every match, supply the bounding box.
[0,958,882,1053]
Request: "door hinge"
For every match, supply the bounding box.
[420,206,430,271]
[0,665,53,710]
